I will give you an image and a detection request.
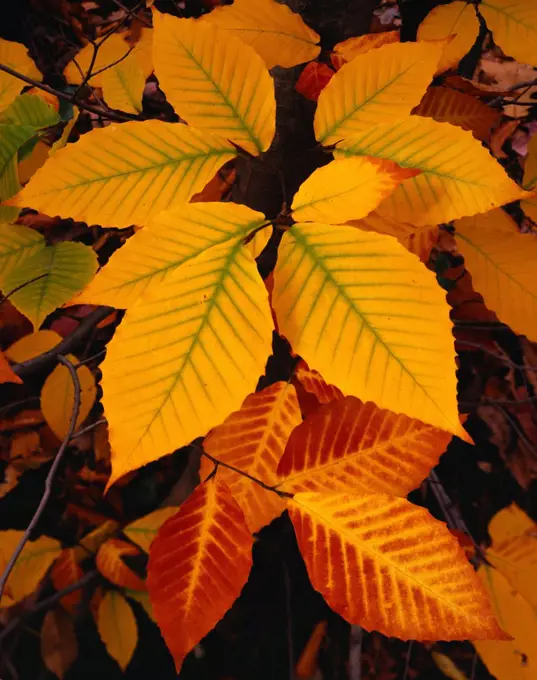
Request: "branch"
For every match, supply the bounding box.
[12,306,114,379]
[0,356,81,603]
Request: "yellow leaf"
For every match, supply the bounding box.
[0,532,61,607]
[124,506,179,553]
[77,202,266,309]
[290,157,418,225]
[475,565,537,679]
[40,353,97,439]
[200,0,320,69]
[75,519,120,559]
[432,652,468,680]
[314,40,445,145]
[336,117,528,226]
[523,131,537,190]
[101,54,146,114]
[97,590,138,671]
[50,109,80,155]
[245,224,271,260]
[417,1,480,73]
[41,608,78,679]
[0,224,45,285]
[455,209,537,341]
[333,31,400,62]
[348,212,438,264]
[18,140,51,184]
[277,396,451,496]
[8,120,236,229]
[480,0,537,68]
[288,492,505,640]
[152,11,276,155]
[101,239,274,486]
[200,381,302,533]
[272,223,463,435]
[5,330,61,362]
[488,503,536,544]
[0,39,41,112]
[3,241,98,328]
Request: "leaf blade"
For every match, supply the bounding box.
[97,591,138,671]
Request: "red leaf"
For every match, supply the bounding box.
[50,548,84,613]
[295,62,335,102]
[147,479,253,670]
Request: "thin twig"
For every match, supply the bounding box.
[0,356,81,603]
[110,0,152,27]
[70,418,107,440]
[402,641,414,680]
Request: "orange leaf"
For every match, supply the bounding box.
[147,479,253,670]
[295,62,335,102]
[0,350,22,385]
[277,397,451,496]
[333,30,400,62]
[200,382,302,533]
[296,621,327,678]
[288,492,506,640]
[295,360,344,405]
[96,538,146,591]
[50,548,84,613]
[413,86,500,142]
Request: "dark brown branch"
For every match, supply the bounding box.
[0,356,81,603]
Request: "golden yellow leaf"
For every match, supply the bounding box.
[288,492,505,640]
[200,382,302,533]
[475,565,537,679]
[0,532,61,607]
[18,141,51,184]
[290,157,418,224]
[336,117,528,226]
[245,225,271,260]
[523,131,537,190]
[50,109,80,155]
[348,212,438,264]
[0,39,41,112]
[314,40,445,145]
[277,396,451,496]
[333,31,399,62]
[200,0,320,69]
[489,503,536,544]
[41,609,78,679]
[40,353,97,439]
[5,330,61,362]
[124,506,179,553]
[417,1,480,73]
[8,120,236,229]
[480,0,537,68]
[97,590,138,671]
[77,202,266,309]
[272,222,463,436]
[0,224,45,285]
[152,11,275,155]
[455,209,537,341]
[0,349,22,385]
[101,239,274,486]
[101,54,146,114]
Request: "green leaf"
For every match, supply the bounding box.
[0,94,59,128]
[0,224,45,285]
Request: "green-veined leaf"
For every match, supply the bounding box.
[0,93,59,128]
[480,0,537,68]
[0,224,45,285]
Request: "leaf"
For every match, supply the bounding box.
[152,11,275,155]
[0,124,39,203]
[524,132,537,190]
[272,222,463,435]
[40,353,97,439]
[475,565,537,679]
[0,532,61,607]
[41,609,78,679]
[277,396,451,496]
[314,40,445,145]
[50,548,84,613]
[333,31,400,63]
[18,140,53,185]
[5,329,61,362]
[455,209,537,341]
[76,519,120,558]
[294,360,344,404]
[200,382,302,533]
[336,117,528,226]
[77,202,265,309]
[97,590,138,671]
[124,507,179,553]
[288,492,505,640]
[290,158,419,225]
[245,224,271,260]
[480,0,537,68]
[125,589,155,622]
[295,62,335,102]
[3,241,98,328]
[101,54,146,114]
[0,93,59,128]
[101,238,273,486]
[0,349,22,384]
[50,109,80,155]
[96,538,146,591]
[0,39,41,112]
[521,193,537,223]
[147,479,253,670]
[432,652,469,680]
[200,0,320,69]
[413,86,501,142]
[417,1,480,73]
[348,212,438,264]
[8,120,236,229]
